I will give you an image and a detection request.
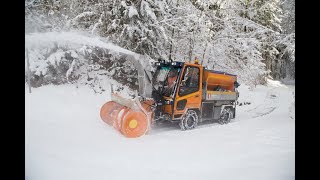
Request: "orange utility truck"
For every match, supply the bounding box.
[100,58,240,138]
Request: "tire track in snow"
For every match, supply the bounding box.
[245,87,280,119]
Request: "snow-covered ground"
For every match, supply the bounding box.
[25,80,295,180]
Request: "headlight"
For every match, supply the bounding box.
[171,62,177,66]
[165,100,172,105]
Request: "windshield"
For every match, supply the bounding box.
[156,67,170,81]
[153,66,181,96]
[153,66,180,84]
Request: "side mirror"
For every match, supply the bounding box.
[234,81,240,88]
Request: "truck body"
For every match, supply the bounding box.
[152,60,239,126]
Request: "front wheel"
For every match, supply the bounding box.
[179,110,199,131]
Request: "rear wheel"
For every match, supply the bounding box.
[218,107,233,124]
[179,110,199,131]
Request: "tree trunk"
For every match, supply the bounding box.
[169,28,175,61]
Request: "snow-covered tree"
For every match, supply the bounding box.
[252,0,283,32]
[25,0,294,89]
[176,0,269,85]
[103,0,170,59]
[25,0,72,32]
[281,0,295,34]
[67,0,170,59]
[165,0,217,62]
[225,0,283,32]
[275,33,295,79]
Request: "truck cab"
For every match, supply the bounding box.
[152,59,239,130]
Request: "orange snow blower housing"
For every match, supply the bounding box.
[100,58,239,138]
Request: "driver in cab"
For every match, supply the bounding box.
[163,69,178,96]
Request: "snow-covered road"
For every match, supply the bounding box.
[25,81,295,180]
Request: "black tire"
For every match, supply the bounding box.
[218,107,233,124]
[179,110,199,131]
[232,107,236,119]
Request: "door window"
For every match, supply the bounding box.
[178,66,200,96]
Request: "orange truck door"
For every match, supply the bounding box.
[174,65,202,116]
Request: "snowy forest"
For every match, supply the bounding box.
[25,0,295,91]
[26,1,295,179]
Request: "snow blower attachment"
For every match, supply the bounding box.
[100,54,154,138]
[100,56,240,138]
[100,92,154,138]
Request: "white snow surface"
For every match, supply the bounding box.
[25,80,295,180]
